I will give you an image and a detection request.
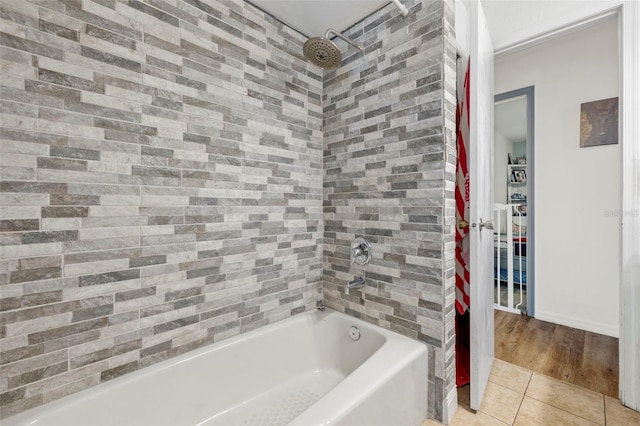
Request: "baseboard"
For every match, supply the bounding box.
[443,385,458,425]
[534,310,619,338]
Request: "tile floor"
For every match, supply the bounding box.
[423,359,640,425]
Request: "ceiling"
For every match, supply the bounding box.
[249,0,621,50]
[481,0,621,51]
[249,0,391,38]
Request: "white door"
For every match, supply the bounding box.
[469,0,495,410]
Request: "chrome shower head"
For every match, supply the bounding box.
[303,28,363,69]
[303,37,342,69]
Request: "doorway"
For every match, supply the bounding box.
[492,15,620,397]
[494,15,619,331]
[461,0,640,413]
[493,87,534,316]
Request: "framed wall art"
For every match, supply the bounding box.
[580,97,618,148]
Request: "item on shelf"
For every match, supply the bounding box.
[512,204,527,216]
[512,222,527,235]
[510,192,526,202]
[512,170,526,183]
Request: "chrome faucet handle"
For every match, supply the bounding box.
[352,243,366,257]
[350,237,372,265]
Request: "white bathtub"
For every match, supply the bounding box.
[4,308,428,426]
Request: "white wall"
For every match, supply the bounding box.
[455,0,470,56]
[495,17,620,337]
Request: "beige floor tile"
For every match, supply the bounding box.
[479,381,524,424]
[489,359,533,395]
[515,396,601,426]
[451,405,509,426]
[605,396,640,425]
[526,373,605,424]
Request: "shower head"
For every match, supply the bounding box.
[303,37,342,69]
[303,28,363,69]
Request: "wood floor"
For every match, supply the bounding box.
[494,310,619,398]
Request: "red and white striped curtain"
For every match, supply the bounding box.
[455,58,471,315]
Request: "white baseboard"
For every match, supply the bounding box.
[535,310,619,338]
[443,385,458,425]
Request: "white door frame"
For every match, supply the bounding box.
[618,0,640,412]
[492,0,639,411]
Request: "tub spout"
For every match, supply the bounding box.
[345,276,365,295]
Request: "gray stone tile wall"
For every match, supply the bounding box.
[0,0,323,417]
[321,0,456,421]
[1,0,457,421]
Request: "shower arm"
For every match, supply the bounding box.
[390,0,409,17]
[324,29,363,51]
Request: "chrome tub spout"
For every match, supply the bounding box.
[345,276,366,295]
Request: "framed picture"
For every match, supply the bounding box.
[512,170,526,183]
[580,97,618,147]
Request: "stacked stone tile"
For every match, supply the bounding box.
[322,0,456,420]
[0,0,456,422]
[0,0,322,417]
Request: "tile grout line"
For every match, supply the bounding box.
[525,373,607,425]
[511,370,534,425]
[522,396,603,425]
[479,372,527,426]
[476,404,510,426]
[455,362,626,425]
